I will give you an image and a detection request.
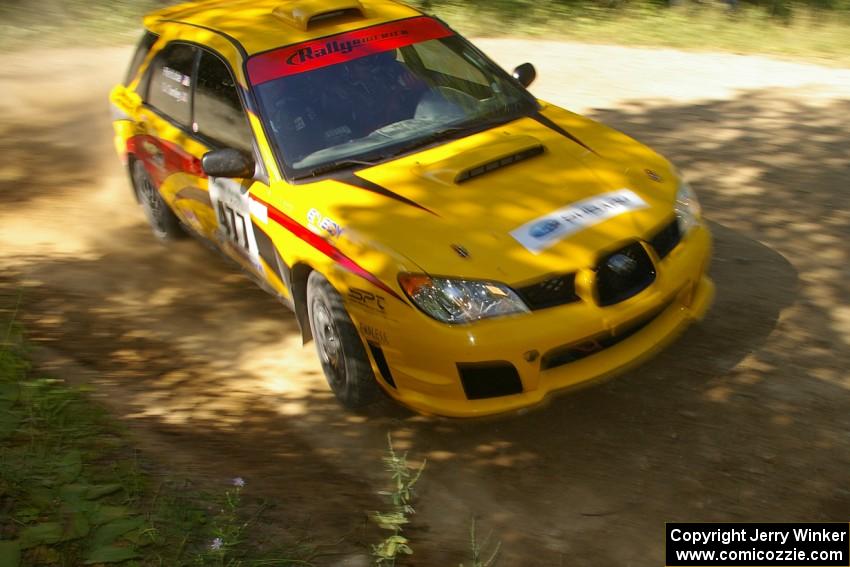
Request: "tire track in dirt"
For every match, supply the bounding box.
[1,41,849,565]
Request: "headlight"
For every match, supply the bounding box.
[675,179,702,234]
[398,274,530,324]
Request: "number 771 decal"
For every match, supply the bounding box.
[209,177,265,272]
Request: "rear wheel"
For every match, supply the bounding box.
[307,271,381,408]
[132,160,184,241]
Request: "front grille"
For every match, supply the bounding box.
[516,273,579,310]
[595,242,656,306]
[457,361,523,400]
[541,299,672,370]
[649,218,682,259]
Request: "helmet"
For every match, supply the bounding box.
[348,49,398,74]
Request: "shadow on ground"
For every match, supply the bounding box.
[2,86,849,565]
[0,109,110,204]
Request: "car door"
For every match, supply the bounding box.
[191,48,270,277]
[135,42,213,235]
[136,42,271,276]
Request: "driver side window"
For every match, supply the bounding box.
[194,50,254,152]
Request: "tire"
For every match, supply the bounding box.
[132,160,184,241]
[306,271,382,408]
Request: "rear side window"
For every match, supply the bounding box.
[146,43,198,127]
[125,31,159,86]
[194,50,253,152]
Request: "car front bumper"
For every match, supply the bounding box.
[363,224,714,417]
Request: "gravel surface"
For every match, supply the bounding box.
[1,40,848,565]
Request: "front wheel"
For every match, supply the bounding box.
[132,160,184,241]
[306,271,381,408]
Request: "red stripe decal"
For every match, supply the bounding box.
[247,16,453,85]
[250,194,407,304]
[127,134,205,186]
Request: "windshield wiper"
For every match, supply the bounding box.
[374,126,472,160]
[295,158,377,179]
[294,114,529,179]
[378,114,529,160]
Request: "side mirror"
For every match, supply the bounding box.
[512,63,537,88]
[202,148,255,178]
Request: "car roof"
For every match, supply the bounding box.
[144,0,425,56]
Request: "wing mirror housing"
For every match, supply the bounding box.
[512,63,537,88]
[201,148,255,178]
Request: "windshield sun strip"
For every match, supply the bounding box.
[247,23,540,181]
[246,16,453,85]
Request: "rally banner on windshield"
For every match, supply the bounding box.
[247,16,453,85]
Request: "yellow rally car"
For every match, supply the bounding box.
[110,0,714,417]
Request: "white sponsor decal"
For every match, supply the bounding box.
[161,83,188,103]
[209,177,263,272]
[249,198,268,224]
[511,189,648,254]
[307,208,344,238]
[162,66,191,87]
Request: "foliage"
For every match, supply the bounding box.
[413,0,850,65]
[0,304,153,565]
[410,0,850,15]
[0,295,315,566]
[459,519,501,567]
[0,0,171,48]
[370,434,426,566]
[1,0,849,65]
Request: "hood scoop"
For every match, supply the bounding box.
[410,133,547,186]
[272,0,364,30]
[455,144,545,184]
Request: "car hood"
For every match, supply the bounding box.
[322,105,679,284]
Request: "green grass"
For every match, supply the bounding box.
[0,290,502,565]
[423,1,850,66]
[0,293,316,566]
[2,0,848,66]
[0,0,848,66]
[0,0,166,49]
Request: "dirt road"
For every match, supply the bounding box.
[1,40,849,565]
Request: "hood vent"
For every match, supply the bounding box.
[273,0,364,30]
[455,145,545,184]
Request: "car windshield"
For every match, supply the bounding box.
[248,17,537,179]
